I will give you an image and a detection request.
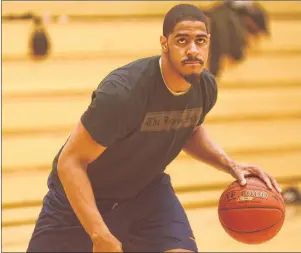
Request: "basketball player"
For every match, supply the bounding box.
[27,4,282,252]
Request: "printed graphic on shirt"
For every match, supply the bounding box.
[140,108,203,132]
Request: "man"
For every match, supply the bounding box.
[29,16,51,60]
[27,4,281,252]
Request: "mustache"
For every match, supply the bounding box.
[182,57,204,65]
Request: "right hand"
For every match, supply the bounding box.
[92,233,123,252]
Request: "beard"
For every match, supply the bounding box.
[167,51,202,85]
[183,73,202,85]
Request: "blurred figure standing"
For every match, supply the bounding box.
[28,16,51,60]
[207,0,269,77]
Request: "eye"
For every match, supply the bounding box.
[197,38,207,44]
[177,38,187,44]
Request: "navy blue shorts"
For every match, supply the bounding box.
[27,174,197,252]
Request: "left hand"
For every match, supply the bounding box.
[229,162,282,193]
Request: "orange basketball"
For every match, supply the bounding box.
[218,176,285,244]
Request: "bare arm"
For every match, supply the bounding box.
[183,125,235,174]
[57,122,119,246]
[183,74,281,192]
[182,125,282,192]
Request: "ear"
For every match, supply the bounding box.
[160,35,168,52]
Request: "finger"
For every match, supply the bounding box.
[257,169,273,190]
[241,168,252,177]
[268,175,282,193]
[236,171,247,186]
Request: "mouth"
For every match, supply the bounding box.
[184,61,201,64]
[183,61,203,67]
[183,60,204,66]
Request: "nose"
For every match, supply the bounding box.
[187,42,199,57]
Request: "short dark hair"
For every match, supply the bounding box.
[163,4,208,37]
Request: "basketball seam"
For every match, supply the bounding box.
[218,206,284,216]
[219,215,284,234]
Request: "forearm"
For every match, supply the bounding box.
[183,125,236,174]
[57,159,110,240]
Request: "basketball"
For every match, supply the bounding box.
[218,176,285,244]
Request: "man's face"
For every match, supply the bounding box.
[163,20,210,79]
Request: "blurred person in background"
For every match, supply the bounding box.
[28,16,51,60]
[206,0,269,77]
[27,4,281,253]
[227,0,269,38]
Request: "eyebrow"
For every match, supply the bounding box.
[174,33,208,38]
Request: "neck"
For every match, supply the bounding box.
[160,55,191,93]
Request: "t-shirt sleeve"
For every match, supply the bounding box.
[80,80,135,147]
[197,71,218,126]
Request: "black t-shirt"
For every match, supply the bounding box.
[48,55,218,201]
